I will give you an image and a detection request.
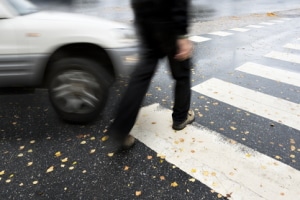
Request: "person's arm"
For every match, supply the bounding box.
[172,0,193,61]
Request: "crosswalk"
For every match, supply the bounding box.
[132,18,300,199]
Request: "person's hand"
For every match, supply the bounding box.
[174,38,193,61]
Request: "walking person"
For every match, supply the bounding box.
[107,0,194,149]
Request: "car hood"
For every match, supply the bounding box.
[25,10,130,29]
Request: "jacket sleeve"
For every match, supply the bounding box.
[172,0,190,36]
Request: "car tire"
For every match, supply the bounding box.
[47,57,111,123]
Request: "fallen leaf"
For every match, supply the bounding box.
[124,166,130,171]
[147,155,152,160]
[90,137,96,141]
[230,126,237,131]
[27,162,33,166]
[171,182,178,187]
[46,166,54,173]
[160,176,165,181]
[17,153,23,157]
[107,153,114,157]
[90,149,96,154]
[55,151,62,157]
[61,158,68,163]
[69,166,74,170]
[191,169,197,173]
[189,178,196,182]
[6,179,11,183]
[0,170,5,175]
[80,141,86,144]
[30,140,36,144]
[135,191,142,196]
[101,136,109,142]
[291,145,296,151]
[19,146,25,150]
[33,181,38,185]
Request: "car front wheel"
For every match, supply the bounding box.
[47,57,111,123]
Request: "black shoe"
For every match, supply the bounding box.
[172,110,195,130]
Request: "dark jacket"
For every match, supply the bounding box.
[131,0,190,36]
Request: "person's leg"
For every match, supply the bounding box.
[168,56,192,124]
[109,54,159,140]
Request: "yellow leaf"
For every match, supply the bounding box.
[157,153,166,159]
[246,153,252,158]
[80,141,86,144]
[0,170,5,175]
[69,166,74,170]
[46,166,54,173]
[171,182,178,187]
[6,179,11,183]
[61,157,68,163]
[230,126,237,131]
[90,137,96,141]
[107,153,114,157]
[33,181,38,185]
[27,162,33,166]
[17,153,23,157]
[135,191,142,196]
[202,171,209,176]
[90,149,96,154]
[291,145,296,151]
[189,178,196,182]
[191,169,197,173]
[101,136,109,142]
[55,151,62,157]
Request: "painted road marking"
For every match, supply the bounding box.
[260,22,274,25]
[230,28,249,32]
[270,20,284,23]
[265,51,300,64]
[192,78,300,131]
[131,103,300,200]
[189,36,211,43]
[208,31,233,37]
[236,62,300,87]
[284,43,300,50]
[246,25,263,28]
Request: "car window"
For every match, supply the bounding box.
[7,0,38,15]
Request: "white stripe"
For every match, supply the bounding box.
[270,20,284,23]
[265,51,300,64]
[230,28,249,32]
[236,62,300,87]
[284,43,300,50]
[189,36,211,43]
[260,22,274,25]
[246,25,263,28]
[132,103,300,200]
[281,18,292,21]
[192,78,300,131]
[208,31,233,36]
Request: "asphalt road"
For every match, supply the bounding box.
[1,1,300,199]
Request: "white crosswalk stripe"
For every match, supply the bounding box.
[208,31,233,36]
[260,22,274,25]
[236,62,300,87]
[265,51,300,64]
[189,36,211,43]
[246,25,264,28]
[192,78,300,131]
[284,43,300,50]
[230,28,250,32]
[132,104,300,200]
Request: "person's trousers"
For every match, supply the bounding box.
[109,50,191,138]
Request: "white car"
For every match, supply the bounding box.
[0,0,139,122]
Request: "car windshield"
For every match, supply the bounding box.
[7,0,38,15]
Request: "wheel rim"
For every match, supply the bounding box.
[50,70,102,114]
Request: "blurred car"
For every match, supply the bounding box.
[0,0,139,123]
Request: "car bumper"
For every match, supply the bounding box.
[106,46,139,77]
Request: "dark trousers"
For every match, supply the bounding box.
[109,28,191,138]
